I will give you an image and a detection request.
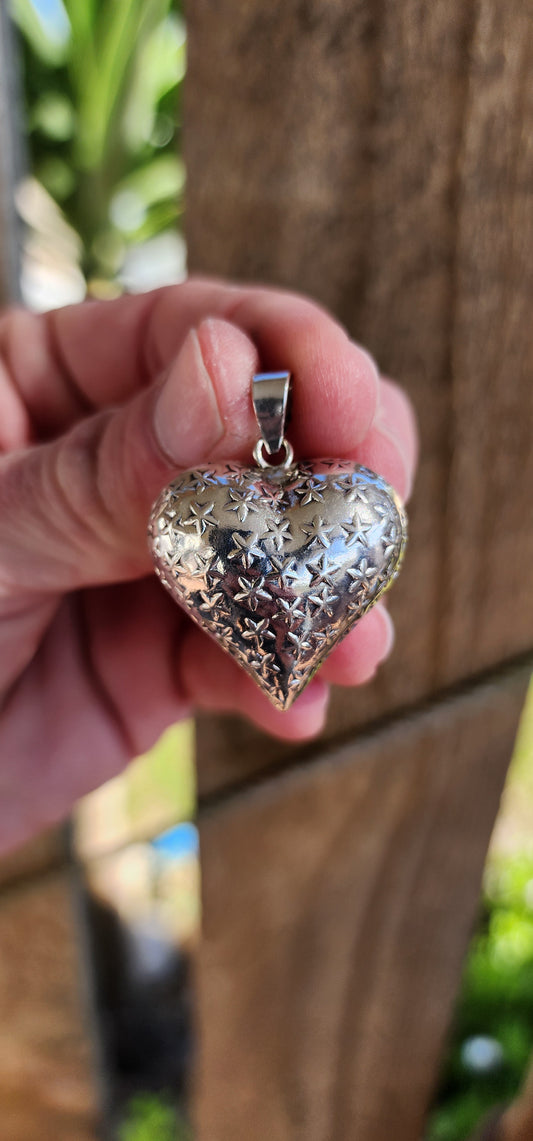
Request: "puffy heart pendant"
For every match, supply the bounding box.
[148,372,407,711]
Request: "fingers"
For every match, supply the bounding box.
[379,377,418,468]
[0,319,259,594]
[0,280,415,496]
[354,377,418,502]
[1,280,380,458]
[0,281,416,599]
[319,605,394,685]
[179,602,394,740]
[82,579,191,757]
[179,623,330,740]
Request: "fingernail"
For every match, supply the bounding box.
[153,327,224,467]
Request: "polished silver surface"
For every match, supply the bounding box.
[252,371,291,456]
[149,459,407,711]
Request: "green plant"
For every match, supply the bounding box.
[119,1094,192,1141]
[427,854,533,1140]
[11,0,185,286]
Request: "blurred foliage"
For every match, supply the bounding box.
[11,0,185,288]
[119,1095,192,1141]
[428,682,533,1140]
[427,856,533,1140]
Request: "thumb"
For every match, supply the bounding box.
[0,318,259,595]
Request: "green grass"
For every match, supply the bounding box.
[119,1096,192,1141]
[428,679,533,1140]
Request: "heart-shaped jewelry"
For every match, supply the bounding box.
[149,372,407,710]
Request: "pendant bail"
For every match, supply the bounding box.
[252,371,291,456]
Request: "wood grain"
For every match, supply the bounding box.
[195,665,528,1141]
[0,872,98,1141]
[0,826,67,892]
[185,0,533,789]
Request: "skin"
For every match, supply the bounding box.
[0,277,418,855]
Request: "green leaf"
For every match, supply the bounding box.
[11,0,70,65]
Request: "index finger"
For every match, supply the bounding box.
[2,278,379,456]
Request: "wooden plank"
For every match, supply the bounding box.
[0,826,67,892]
[0,5,22,303]
[0,872,98,1141]
[185,0,533,788]
[195,665,529,1141]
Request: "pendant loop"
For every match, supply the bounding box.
[253,437,295,470]
[252,371,291,456]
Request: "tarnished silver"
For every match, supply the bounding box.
[149,458,407,711]
[252,371,291,456]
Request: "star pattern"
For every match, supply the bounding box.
[234,575,271,611]
[308,583,339,617]
[300,514,334,547]
[306,551,337,588]
[180,500,218,535]
[149,458,406,712]
[225,487,260,523]
[228,530,265,569]
[335,516,375,545]
[260,516,293,550]
[295,479,326,505]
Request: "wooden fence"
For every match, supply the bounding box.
[0,1,532,1139]
[185,2,533,1139]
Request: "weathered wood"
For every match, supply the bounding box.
[0,826,67,892]
[195,665,529,1141]
[0,871,97,1141]
[185,0,533,789]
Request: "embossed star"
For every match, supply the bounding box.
[260,517,292,551]
[332,473,357,493]
[278,595,306,621]
[234,575,271,611]
[296,479,325,505]
[306,551,338,588]
[310,629,328,648]
[181,500,217,535]
[287,629,313,652]
[336,517,375,545]
[167,547,213,585]
[154,512,173,535]
[228,531,265,569]
[373,498,393,518]
[307,583,339,616]
[346,557,378,593]
[188,549,213,576]
[265,556,305,590]
[225,487,260,523]
[197,590,224,612]
[211,620,236,642]
[257,652,281,675]
[241,616,276,641]
[178,469,219,491]
[288,665,313,688]
[352,487,371,507]
[300,514,334,548]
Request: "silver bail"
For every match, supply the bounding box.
[252,371,291,456]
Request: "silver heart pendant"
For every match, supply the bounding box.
[148,372,407,710]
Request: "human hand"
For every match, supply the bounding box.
[0,278,417,853]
